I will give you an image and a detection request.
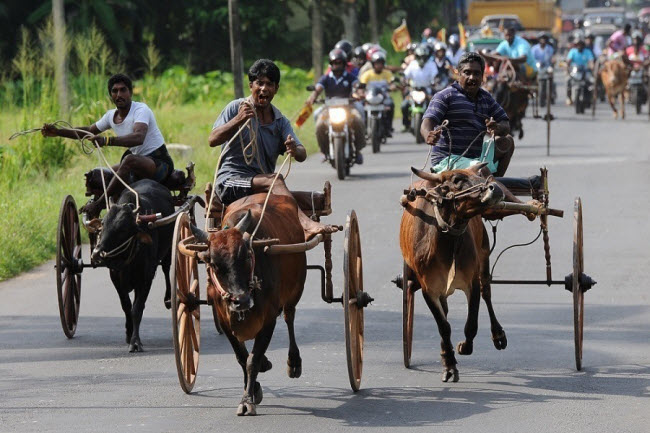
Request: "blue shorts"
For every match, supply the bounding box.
[215,176,254,205]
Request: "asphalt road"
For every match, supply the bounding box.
[1,84,649,432]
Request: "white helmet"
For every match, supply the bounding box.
[434,42,447,52]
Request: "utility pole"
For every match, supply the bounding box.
[342,0,359,45]
[228,0,244,98]
[52,0,69,113]
[368,0,379,43]
[311,0,323,80]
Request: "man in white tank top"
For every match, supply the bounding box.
[42,74,174,216]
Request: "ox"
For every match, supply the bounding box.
[599,59,627,119]
[399,164,507,382]
[91,179,175,352]
[494,80,529,140]
[191,194,306,416]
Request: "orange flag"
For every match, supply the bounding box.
[294,104,313,129]
[437,28,446,43]
[457,22,467,48]
[391,20,411,52]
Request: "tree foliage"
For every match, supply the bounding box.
[1,0,447,76]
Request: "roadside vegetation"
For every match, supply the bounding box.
[0,22,321,280]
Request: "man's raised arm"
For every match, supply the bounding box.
[209,103,255,147]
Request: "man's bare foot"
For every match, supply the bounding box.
[303,222,339,242]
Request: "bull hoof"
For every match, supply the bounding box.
[260,356,272,373]
[164,298,171,310]
[492,330,508,350]
[129,338,144,353]
[253,382,263,404]
[441,367,459,383]
[518,129,524,140]
[287,363,302,379]
[457,340,473,355]
[237,395,257,416]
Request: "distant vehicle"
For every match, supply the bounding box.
[467,37,503,53]
[583,7,626,28]
[480,14,525,31]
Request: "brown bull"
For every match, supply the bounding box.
[192,194,306,416]
[399,164,508,382]
[599,59,627,119]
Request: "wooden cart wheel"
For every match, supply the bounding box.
[573,197,584,371]
[343,210,364,392]
[56,195,82,338]
[402,261,415,368]
[171,212,201,393]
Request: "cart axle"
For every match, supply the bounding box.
[564,272,597,293]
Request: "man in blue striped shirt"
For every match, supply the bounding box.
[421,51,514,177]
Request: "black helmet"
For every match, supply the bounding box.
[352,46,366,60]
[328,48,347,64]
[334,40,353,59]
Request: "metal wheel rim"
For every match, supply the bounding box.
[343,210,364,392]
[402,261,414,368]
[573,197,584,371]
[171,212,201,393]
[56,195,82,338]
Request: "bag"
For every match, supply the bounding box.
[432,135,499,174]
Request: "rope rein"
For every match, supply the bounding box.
[10,120,140,212]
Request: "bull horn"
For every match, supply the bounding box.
[469,162,488,174]
[411,167,442,183]
[235,210,253,233]
[190,224,210,244]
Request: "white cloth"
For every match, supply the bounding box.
[403,59,438,88]
[446,48,465,66]
[95,101,165,155]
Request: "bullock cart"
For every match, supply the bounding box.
[482,53,554,155]
[401,168,596,372]
[169,181,372,394]
[54,162,204,338]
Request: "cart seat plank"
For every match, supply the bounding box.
[495,175,542,196]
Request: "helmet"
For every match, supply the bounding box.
[584,30,594,40]
[434,42,447,52]
[448,34,460,47]
[414,45,429,58]
[407,42,418,52]
[370,51,386,64]
[537,31,549,41]
[328,48,347,64]
[361,42,374,53]
[352,46,366,60]
[574,33,585,44]
[426,37,438,47]
[334,40,353,59]
[632,30,643,41]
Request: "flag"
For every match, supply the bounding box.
[294,104,313,129]
[437,28,446,43]
[457,22,467,48]
[391,20,411,52]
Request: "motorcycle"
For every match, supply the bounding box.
[407,84,431,144]
[361,81,392,153]
[570,65,592,114]
[628,62,648,115]
[306,86,358,180]
[536,62,556,107]
[432,72,450,95]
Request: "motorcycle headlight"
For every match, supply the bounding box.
[411,90,426,104]
[329,107,347,124]
[366,93,383,105]
[546,66,553,74]
[571,66,579,75]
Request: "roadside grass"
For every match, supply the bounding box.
[0,88,319,281]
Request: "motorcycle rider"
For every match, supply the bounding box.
[401,42,418,70]
[565,35,594,105]
[607,23,631,57]
[401,45,438,132]
[351,46,367,76]
[531,33,554,67]
[446,34,465,67]
[432,42,453,91]
[625,31,650,62]
[584,32,602,58]
[359,51,396,137]
[325,40,357,76]
[306,49,365,164]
